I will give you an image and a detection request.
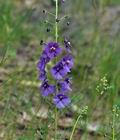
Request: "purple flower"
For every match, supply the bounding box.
[51,62,69,80]
[37,39,73,109]
[40,81,56,96]
[39,70,47,81]
[44,42,62,59]
[41,51,50,62]
[37,58,46,71]
[58,78,72,93]
[37,52,50,71]
[53,94,71,109]
[64,38,72,52]
[61,54,74,71]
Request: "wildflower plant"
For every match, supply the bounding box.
[96,75,111,95]
[103,105,120,140]
[37,1,74,138]
[37,0,74,109]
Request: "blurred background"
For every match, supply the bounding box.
[0,0,120,140]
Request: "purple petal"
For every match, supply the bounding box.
[55,101,66,108]
[44,42,62,59]
[39,70,47,81]
[58,79,72,93]
[37,52,50,71]
[37,59,46,71]
[53,94,71,109]
[48,85,56,94]
[51,62,69,80]
[51,68,63,80]
[62,54,74,70]
[40,81,56,96]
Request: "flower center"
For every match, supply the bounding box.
[58,95,64,100]
[66,60,70,64]
[56,63,63,72]
[43,82,49,89]
[50,46,56,52]
[65,78,70,83]
[56,67,60,71]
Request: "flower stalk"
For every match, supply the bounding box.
[55,1,58,139]
[37,0,74,136]
[55,0,58,42]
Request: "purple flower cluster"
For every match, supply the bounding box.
[37,40,73,109]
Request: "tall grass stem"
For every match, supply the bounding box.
[69,114,81,140]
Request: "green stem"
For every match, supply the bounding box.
[55,107,58,140]
[112,110,115,140]
[69,114,81,140]
[55,0,58,140]
[55,0,58,42]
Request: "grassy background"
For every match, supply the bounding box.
[0,0,120,139]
